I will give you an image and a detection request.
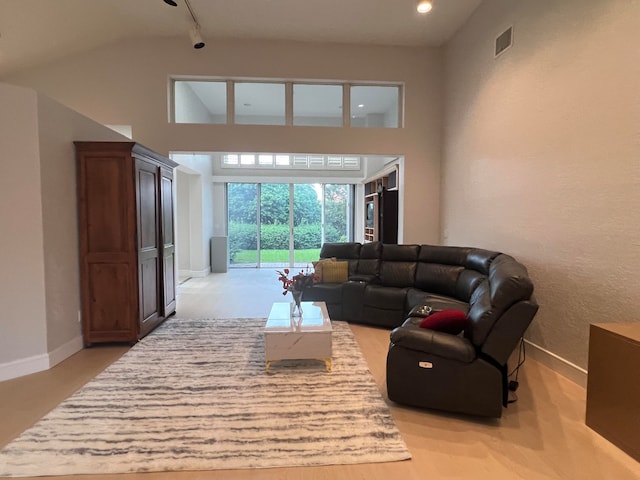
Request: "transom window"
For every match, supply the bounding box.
[222,153,361,170]
[172,78,402,128]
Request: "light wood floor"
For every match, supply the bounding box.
[1,269,638,479]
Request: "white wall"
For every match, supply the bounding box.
[0,83,125,381]
[0,84,48,377]
[173,154,214,277]
[443,0,640,379]
[2,37,444,246]
[176,170,192,274]
[174,82,214,124]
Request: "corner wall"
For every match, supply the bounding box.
[0,84,48,378]
[0,83,125,381]
[442,0,640,380]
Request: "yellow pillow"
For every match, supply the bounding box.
[312,257,336,283]
[321,261,349,283]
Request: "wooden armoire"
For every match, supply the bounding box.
[75,142,178,345]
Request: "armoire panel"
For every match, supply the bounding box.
[87,262,135,334]
[137,166,158,250]
[85,156,128,253]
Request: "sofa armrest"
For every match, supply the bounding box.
[390,325,476,363]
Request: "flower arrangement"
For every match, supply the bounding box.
[276,266,317,316]
[276,267,316,295]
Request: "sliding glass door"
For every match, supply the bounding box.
[228,182,352,268]
[260,183,290,265]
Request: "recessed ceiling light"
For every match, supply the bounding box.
[417,1,433,14]
[358,104,364,108]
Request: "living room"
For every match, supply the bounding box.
[0,0,638,477]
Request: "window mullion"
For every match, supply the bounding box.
[343,84,351,127]
[227,80,235,125]
[285,82,293,126]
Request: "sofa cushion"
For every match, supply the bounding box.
[312,257,335,283]
[322,260,349,283]
[414,263,463,297]
[320,242,361,260]
[488,255,534,309]
[382,244,420,262]
[418,245,472,265]
[419,310,469,335]
[465,248,501,274]
[357,241,382,277]
[364,284,407,309]
[320,242,361,276]
[455,269,487,302]
[380,261,417,287]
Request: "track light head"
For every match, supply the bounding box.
[163,0,178,6]
[189,25,205,49]
[417,1,433,14]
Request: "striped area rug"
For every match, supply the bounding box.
[0,318,411,477]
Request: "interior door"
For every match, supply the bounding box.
[160,167,176,316]
[135,158,161,337]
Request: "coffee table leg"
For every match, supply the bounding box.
[324,358,332,372]
[266,360,272,373]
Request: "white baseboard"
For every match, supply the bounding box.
[48,335,83,369]
[0,352,49,382]
[0,336,84,382]
[524,339,588,388]
[179,267,211,278]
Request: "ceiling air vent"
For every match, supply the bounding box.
[495,26,513,57]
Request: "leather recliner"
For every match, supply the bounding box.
[386,254,538,417]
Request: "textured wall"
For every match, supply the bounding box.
[443,0,640,370]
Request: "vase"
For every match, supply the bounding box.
[290,289,303,317]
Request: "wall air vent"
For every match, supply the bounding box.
[495,26,513,57]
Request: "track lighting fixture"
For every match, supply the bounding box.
[185,0,205,49]
[417,1,433,14]
[164,0,206,49]
[189,25,205,49]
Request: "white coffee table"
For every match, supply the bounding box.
[264,301,332,373]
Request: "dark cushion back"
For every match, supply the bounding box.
[465,254,534,347]
[320,242,361,259]
[418,245,472,264]
[465,248,501,274]
[415,245,488,301]
[455,270,487,302]
[379,244,419,287]
[357,241,382,277]
[320,242,361,276]
[488,255,534,309]
[414,263,463,298]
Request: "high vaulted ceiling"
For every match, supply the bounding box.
[0,0,482,77]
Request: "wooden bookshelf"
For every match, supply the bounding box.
[363,168,399,243]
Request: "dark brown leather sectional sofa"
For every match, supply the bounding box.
[303,241,539,417]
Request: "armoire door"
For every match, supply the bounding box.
[160,167,176,316]
[135,157,161,337]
